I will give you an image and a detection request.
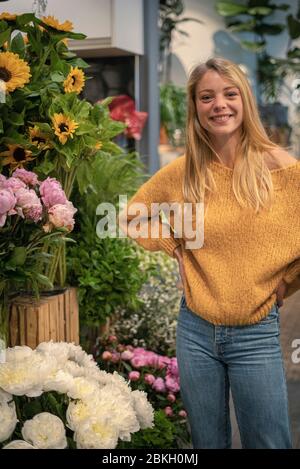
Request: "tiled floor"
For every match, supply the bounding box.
[231,290,300,449]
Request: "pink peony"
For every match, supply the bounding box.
[39,177,67,208]
[157,355,171,369]
[15,188,43,222]
[164,406,173,417]
[168,357,179,377]
[167,393,176,403]
[110,352,121,363]
[152,377,166,393]
[178,410,187,418]
[144,374,156,386]
[128,371,140,381]
[165,374,180,393]
[4,177,26,192]
[121,350,134,361]
[12,168,39,186]
[0,174,7,188]
[130,355,148,368]
[0,188,16,227]
[48,201,77,231]
[102,351,112,361]
[108,335,117,343]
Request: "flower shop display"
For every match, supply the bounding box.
[0,12,126,287]
[0,169,76,346]
[0,341,154,449]
[110,249,182,356]
[93,336,190,448]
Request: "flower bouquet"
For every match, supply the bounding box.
[0,12,126,286]
[0,168,76,344]
[0,341,154,449]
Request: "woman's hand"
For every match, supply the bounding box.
[274,279,288,307]
[174,246,186,290]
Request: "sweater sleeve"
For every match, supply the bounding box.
[283,258,300,284]
[118,160,182,258]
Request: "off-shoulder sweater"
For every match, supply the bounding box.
[120,155,300,325]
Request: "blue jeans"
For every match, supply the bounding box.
[176,296,292,449]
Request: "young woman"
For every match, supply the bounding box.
[119,57,300,448]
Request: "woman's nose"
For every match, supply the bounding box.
[213,95,227,111]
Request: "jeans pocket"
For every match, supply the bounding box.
[180,294,186,309]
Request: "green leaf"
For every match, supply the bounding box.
[7,247,27,267]
[7,112,24,126]
[35,273,53,289]
[50,71,65,83]
[16,13,36,27]
[248,7,272,15]
[0,27,11,47]
[215,2,248,17]
[287,14,300,40]
[10,32,25,57]
[240,40,266,52]
[287,47,300,58]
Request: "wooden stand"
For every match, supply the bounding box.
[9,287,79,348]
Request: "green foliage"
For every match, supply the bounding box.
[215,0,300,102]
[160,83,187,146]
[118,410,177,449]
[67,233,146,327]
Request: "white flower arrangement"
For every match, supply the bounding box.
[0,341,154,449]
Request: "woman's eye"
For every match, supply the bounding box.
[201,96,212,101]
[227,92,237,97]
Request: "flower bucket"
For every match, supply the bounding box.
[9,287,79,348]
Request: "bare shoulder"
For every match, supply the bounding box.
[264,148,298,170]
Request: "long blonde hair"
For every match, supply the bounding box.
[184,57,284,213]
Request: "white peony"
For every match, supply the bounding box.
[0,352,57,396]
[64,360,85,377]
[131,390,154,429]
[0,401,18,443]
[0,388,13,403]
[66,399,91,431]
[3,440,36,449]
[67,376,99,401]
[5,345,34,362]
[43,369,74,394]
[74,417,118,449]
[22,412,67,449]
[36,341,70,367]
[95,385,140,441]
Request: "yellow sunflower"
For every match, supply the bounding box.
[51,113,79,145]
[94,141,103,150]
[0,51,31,93]
[42,15,73,32]
[0,144,34,167]
[63,66,85,94]
[29,126,51,149]
[0,13,17,21]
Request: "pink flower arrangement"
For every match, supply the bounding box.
[0,171,76,231]
[94,338,186,423]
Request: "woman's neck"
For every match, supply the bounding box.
[210,133,240,169]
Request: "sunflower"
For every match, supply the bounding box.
[63,66,85,94]
[94,141,103,150]
[0,13,17,21]
[0,52,31,93]
[42,15,73,32]
[52,113,79,145]
[0,144,34,167]
[29,126,51,149]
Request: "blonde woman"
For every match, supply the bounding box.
[119,57,300,448]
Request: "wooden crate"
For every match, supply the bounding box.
[9,287,79,348]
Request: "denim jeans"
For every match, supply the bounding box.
[176,296,292,449]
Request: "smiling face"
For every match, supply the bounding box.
[195,69,244,141]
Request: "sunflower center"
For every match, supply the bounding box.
[0,67,12,82]
[32,136,46,144]
[13,147,26,161]
[71,76,76,85]
[59,123,69,132]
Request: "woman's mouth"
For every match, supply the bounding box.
[210,114,233,123]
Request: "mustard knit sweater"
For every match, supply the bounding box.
[122,155,300,325]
